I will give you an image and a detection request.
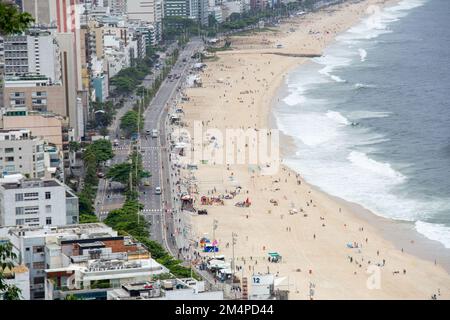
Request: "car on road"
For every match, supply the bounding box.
[155,187,162,195]
[113,139,119,147]
[146,129,151,135]
[97,172,105,178]
[144,181,150,186]
[151,129,159,138]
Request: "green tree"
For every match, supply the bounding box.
[69,141,81,153]
[89,139,114,164]
[0,1,34,36]
[0,242,21,300]
[120,110,143,138]
[106,162,132,186]
[78,189,94,215]
[107,152,149,190]
[82,147,98,186]
[79,213,99,224]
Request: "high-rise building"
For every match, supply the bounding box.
[54,0,86,141]
[104,0,126,16]
[0,129,46,178]
[0,176,79,228]
[189,0,209,26]
[126,0,162,41]
[164,0,190,17]
[2,30,62,83]
[21,0,58,26]
[3,75,66,118]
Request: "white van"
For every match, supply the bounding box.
[151,129,159,138]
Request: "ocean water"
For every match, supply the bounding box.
[274,0,450,248]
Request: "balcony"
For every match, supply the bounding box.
[32,92,47,98]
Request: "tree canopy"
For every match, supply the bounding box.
[0,1,34,36]
[0,242,21,300]
[120,110,143,138]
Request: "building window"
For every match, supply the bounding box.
[33,261,45,269]
[24,206,39,214]
[45,192,51,199]
[33,277,45,284]
[45,217,52,225]
[45,205,51,213]
[33,246,44,253]
[5,147,14,153]
[15,193,23,202]
[33,292,45,299]
[25,218,39,224]
[15,207,24,215]
[5,156,14,162]
[24,192,39,200]
[16,219,24,225]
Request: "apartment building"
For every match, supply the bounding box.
[0,262,31,300]
[2,30,62,84]
[21,0,58,25]
[0,36,5,109]
[104,0,127,16]
[3,76,66,115]
[0,223,168,300]
[0,129,45,178]
[164,0,190,17]
[189,0,210,25]
[108,278,224,300]
[126,0,162,41]
[1,111,65,150]
[0,223,118,300]
[0,176,79,228]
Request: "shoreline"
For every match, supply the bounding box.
[269,61,450,274]
[179,0,450,299]
[268,0,450,273]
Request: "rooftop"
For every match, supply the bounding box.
[1,179,61,190]
[0,223,117,239]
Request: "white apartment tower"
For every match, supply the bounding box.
[0,177,79,228]
[0,129,46,178]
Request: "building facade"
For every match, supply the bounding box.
[0,129,45,178]
[2,30,62,84]
[0,177,79,228]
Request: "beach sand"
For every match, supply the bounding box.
[174,0,450,299]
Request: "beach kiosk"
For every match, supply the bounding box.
[268,252,282,263]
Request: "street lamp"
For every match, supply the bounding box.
[212,219,218,257]
[232,232,238,283]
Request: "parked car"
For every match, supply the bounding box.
[155,187,162,195]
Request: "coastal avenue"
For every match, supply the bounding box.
[94,42,178,217]
[140,38,203,253]
[95,37,202,256]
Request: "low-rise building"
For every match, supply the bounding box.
[0,223,119,300]
[108,277,224,300]
[0,223,170,300]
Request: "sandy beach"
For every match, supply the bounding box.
[173,0,450,299]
